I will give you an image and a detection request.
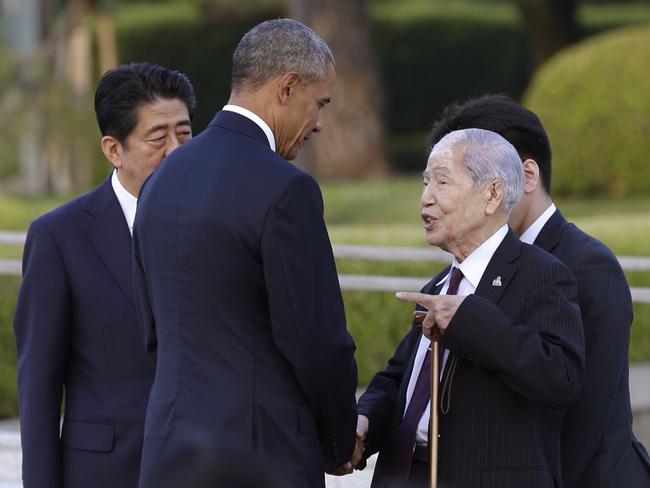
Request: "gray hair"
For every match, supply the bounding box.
[231,19,335,90]
[433,128,525,212]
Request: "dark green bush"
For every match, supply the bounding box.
[113,2,650,173]
[0,276,19,418]
[524,25,650,197]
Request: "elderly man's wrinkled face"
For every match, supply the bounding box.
[420,140,490,253]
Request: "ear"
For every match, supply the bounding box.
[484,179,504,215]
[522,158,540,194]
[100,136,124,169]
[276,72,300,105]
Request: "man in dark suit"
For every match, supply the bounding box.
[133,19,358,488]
[13,63,195,488]
[427,94,650,487]
[355,128,584,487]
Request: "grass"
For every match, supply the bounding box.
[0,178,648,416]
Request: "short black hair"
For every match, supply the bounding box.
[427,94,552,194]
[94,63,196,145]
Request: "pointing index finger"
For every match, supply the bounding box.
[395,292,431,309]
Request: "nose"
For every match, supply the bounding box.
[164,135,181,156]
[313,115,322,134]
[421,182,435,208]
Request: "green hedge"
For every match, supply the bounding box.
[113,1,650,173]
[2,264,650,418]
[524,25,650,196]
[0,276,19,418]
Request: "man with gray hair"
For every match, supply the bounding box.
[133,19,358,488]
[355,129,585,487]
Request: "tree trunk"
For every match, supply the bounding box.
[288,0,389,179]
[514,0,580,69]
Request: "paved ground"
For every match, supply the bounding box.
[0,418,376,488]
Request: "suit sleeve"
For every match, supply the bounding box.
[14,220,71,488]
[357,326,421,456]
[443,259,584,408]
[261,172,358,469]
[560,246,632,483]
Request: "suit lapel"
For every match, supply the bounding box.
[474,229,521,304]
[83,178,135,308]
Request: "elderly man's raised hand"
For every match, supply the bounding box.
[396,292,466,339]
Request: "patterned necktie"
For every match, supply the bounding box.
[386,266,464,486]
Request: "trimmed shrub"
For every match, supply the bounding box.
[0,276,19,418]
[524,25,650,196]
[113,1,650,174]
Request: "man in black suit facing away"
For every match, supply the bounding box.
[14,63,195,488]
[427,94,650,487]
[133,19,358,488]
[355,128,585,487]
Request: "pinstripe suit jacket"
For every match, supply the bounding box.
[358,229,585,488]
[538,210,650,487]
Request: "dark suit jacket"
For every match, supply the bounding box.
[358,229,585,488]
[133,111,358,488]
[14,178,155,488]
[536,210,650,487]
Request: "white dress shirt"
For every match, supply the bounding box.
[222,104,276,151]
[519,203,557,245]
[406,224,509,444]
[111,170,137,236]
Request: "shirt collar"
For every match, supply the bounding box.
[222,104,276,151]
[111,169,137,236]
[436,224,509,289]
[519,203,556,245]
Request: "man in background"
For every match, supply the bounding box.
[428,94,650,487]
[133,19,358,488]
[14,63,195,488]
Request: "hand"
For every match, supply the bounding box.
[325,415,370,476]
[353,415,369,470]
[325,461,353,476]
[396,292,466,340]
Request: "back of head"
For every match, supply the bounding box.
[231,18,334,91]
[95,63,196,144]
[428,95,552,194]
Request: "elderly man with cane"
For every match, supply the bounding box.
[354,128,584,488]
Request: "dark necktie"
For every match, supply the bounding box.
[386,266,464,486]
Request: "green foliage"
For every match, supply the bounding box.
[0,276,19,418]
[524,25,650,197]
[1,183,650,416]
[0,43,107,192]
[112,1,650,174]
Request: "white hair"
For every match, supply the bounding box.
[432,128,525,212]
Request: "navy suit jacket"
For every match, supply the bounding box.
[536,210,650,487]
[133,111,358,488]
[14,178,155,488]
[358,230,585,488]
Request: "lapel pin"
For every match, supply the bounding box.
[492,276,502,287]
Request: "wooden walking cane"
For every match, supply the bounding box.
[413,310,438,488]
[430,338,439,488]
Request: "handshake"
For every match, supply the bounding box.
[326,415,370,476]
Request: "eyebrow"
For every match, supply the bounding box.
[145,119,191,136]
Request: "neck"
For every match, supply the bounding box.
[227,89,275,133]
[447,217,506,263]
[518,191,553,236]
